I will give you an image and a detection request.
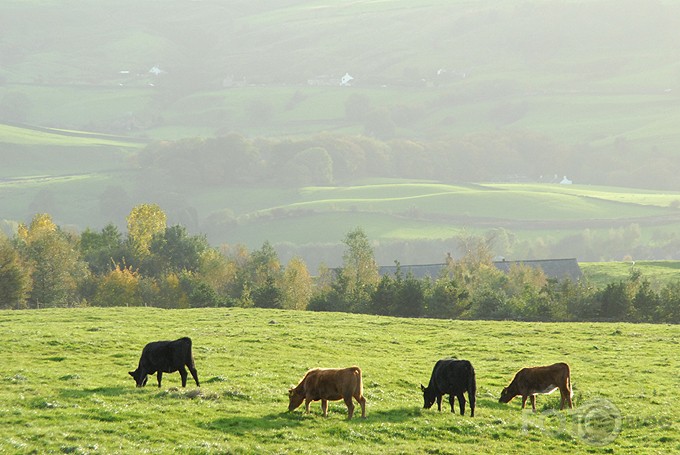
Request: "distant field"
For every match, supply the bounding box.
[3,163,680,266]
[0,307,677,454]
[581,260,680,287]
[200,182,680,249]
[0,123,144,148]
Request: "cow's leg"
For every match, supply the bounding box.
[322,399,330,417]
[563,385,573,409]
[343,396,355,420]
[521,395,528,409]
[559,387,572,410]
[156,371,163,387]
[355,394,366,419]
[468,391,475,417]
[188,364,200,387]
[436,395,443,412]
[448,394,455,413]
[304,398,312,414]
[457,393,466,416]
[530,395,537,412]
[179,367,188,387]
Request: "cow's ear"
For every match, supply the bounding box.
[420,384,425,392]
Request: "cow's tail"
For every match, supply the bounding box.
[467,361,477,398]
[568,371,573,398]
[351,366,364,396]
[565,363,573,398]
[184,337,196,368]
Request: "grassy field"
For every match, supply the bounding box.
[199,182,680,249]
[0,307,677,454]
[581,260,680,288]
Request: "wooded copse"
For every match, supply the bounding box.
[1,206,678,324]
[137,131,680,191]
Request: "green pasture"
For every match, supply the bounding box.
[189,182,680,249]
[263,182,680,220]
[581,260,680,288]
[487,184,680,208]
[0,307,677,454]
[3,170,680,252]
[7,81,680,146]
[285,185,673,221]
[0,123,143,148]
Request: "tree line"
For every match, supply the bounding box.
[1,205,678,323]
[137,131,680,191]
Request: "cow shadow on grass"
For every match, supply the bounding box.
[202,411,304,434]
[204,406,434,434]
[367,406,430,422]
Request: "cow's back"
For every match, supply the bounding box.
[304,367,362,400]
[433,359,475,394]
[141,337,193,372]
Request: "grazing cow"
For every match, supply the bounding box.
[420,359,476,417]
[288,366,366,419]
[499,362,573,411]
[129,337,200,388]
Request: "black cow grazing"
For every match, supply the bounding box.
[421,359,476,417]
[129,337,200,388]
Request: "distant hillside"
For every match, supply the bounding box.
[3,1,678,88]
[2,1,679,145]
[3,1,680,267]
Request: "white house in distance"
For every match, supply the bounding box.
[340,73,354,86]
[149,66,166,76]
[560,175,573,184]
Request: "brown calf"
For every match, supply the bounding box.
[499,362,573,411]
[288,366,367,419]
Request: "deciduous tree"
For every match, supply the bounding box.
[340,227,379,311]
[17,214,88,307]
[281,256,312,310]
[0,235,31,309]
[127,203,167,257]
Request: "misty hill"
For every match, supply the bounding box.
[2,0,680,266]
[2,1,679,141]
[3,1,678,88]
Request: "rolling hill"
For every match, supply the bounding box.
[2,1,680,268]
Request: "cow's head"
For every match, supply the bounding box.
[420,384,436,409]
[129,369,148,387]
[498,386,515,403]
[287,388,304,412]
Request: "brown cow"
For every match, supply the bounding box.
[288,366,367,419]
[499,362,573,411]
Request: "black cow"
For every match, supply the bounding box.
[420,359,476,416]
[129,337,200,388]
